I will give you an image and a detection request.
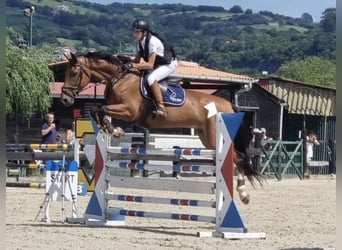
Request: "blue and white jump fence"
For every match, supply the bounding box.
[68,112,265,239]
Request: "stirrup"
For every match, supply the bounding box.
[152,106,167,119]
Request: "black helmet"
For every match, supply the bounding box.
[132,20,150,31]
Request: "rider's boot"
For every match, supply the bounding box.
[150,82,167,119]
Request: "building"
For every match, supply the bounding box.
[229,76,336,163]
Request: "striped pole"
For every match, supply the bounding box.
[6,162,43,169]
[105,193,216,208]
[106,207,216,223]
[6,182,45,188]
[107,146,215,157]
[6,143,72,150]
[7,151,87,161]
[106,161,215,173]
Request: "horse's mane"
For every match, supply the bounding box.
[83,52,118,64]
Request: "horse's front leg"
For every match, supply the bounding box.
[91,106,125,137]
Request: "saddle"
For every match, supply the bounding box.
[140,76,186,106]
[115,55,185,106]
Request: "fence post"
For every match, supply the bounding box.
[328,139,336,174]
[301,129,309,179]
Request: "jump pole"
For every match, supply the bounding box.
[70,112,265,239]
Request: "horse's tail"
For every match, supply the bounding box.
[232,105,264,186]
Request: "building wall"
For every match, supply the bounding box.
[217,86,280,140]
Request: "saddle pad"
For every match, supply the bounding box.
[140,79,185,106]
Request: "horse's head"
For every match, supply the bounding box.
[61,52,130,106]
[61,53,92,106]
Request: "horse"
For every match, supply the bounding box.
[60,52,262,204]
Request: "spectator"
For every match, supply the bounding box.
[260,128,267,139]
[260,128,273,151]
[65,122,75,145]
[307,130,320,162]
[41,112,60,144]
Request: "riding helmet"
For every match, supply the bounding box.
[132,20,150,31]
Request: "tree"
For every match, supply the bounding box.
[320,8,336,32]
[276,56,336,87]
[6,28,55,119]
[245,9,253,15]
[301,12,313,23]
[298,12,314,28]
[228,5,243,13]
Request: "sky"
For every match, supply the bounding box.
[89,0,336,22]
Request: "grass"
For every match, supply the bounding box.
[133,7,151,16]
[192,11,233,19]
[25,0,103,16]
[246,24,308,33]
[163,10,233,20]
[56,38,83,47]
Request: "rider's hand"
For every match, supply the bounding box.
[117,54,132,63]
[123,62,133,70]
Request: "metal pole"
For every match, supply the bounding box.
[279,103,286,141]
[29,13,33,47]
[94,83,97,105]
[24,6,35,47]
[302,129,309,178]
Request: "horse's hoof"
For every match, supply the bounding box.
[112,127,125,137]
[240,193,250,205]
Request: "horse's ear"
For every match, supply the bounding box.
[64,53,71,61]
[64,53,78,64]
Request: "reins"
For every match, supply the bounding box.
[109,55,140,86]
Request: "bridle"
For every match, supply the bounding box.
[62,56,91,98]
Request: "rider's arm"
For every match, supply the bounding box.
[132,53,156,70]
[129,49,142,63]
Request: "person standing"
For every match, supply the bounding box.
[260,128,273,151]
[306,130,320,162]
[41,112,59,144]
[127,19,178,119]
[65,121,75,145]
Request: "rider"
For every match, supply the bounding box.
[127,19,177,119]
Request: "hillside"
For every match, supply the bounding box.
[6,0,336,75]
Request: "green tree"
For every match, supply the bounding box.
[301,12,313,23]
[276,56,336,87]
[320,8,336,33]
[6,28,55,119]
[228,5,243,13]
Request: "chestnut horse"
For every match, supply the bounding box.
[60,52,261,204]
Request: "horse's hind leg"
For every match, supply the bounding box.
[236,163,250,204]
[198,116,216,149]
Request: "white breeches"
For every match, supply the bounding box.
[147,59,178,86]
